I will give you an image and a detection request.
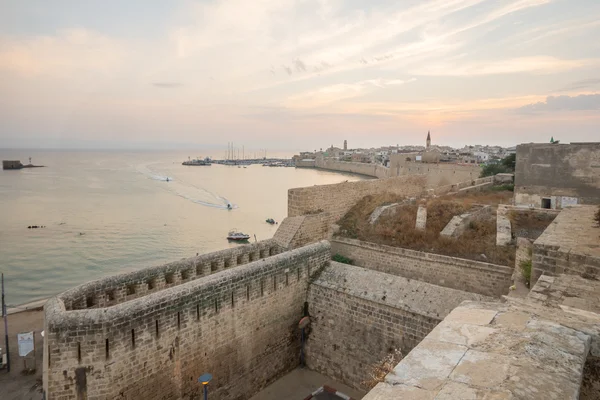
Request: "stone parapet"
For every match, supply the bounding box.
[331,238,512,297]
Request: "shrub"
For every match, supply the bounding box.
[332,254,353,265]
[520,259,532,287]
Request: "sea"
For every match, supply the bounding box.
[0,149,363,307]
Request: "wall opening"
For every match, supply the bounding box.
[126,284,136,296]
[131,329,135,349]
[181,269,190,280]
[177,312,181,330]
[106,290,115,302]
[196,304,200,320]
[214,298,219,313]
[225,259,231,269]
[260,279,264,297]
[231,291,235,308]
[196,263,203,276]
[250,253,256,262]
[105,339,110,360]
[77,342,81,363]
[260,249,267,258]
[211,261,218,272]
[246,285,250,301]
[285,272,289,286]
[542,198,552,209]
[273,275,277,292]
[85,296,94,308]
[297,268,301,280]
[237,255,243,265]
[155,320,160,339]
[165,273,175,284]
[147,278,155,290]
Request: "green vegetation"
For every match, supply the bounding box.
[332,254,353,265]
[480,154,516,178]
[489,184,514,192]
[520,259,532,287]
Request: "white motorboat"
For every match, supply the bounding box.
[227,231,250,241]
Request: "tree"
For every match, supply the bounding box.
[480,154,515,177]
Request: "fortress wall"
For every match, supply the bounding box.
[44,242,330,400]
[312,158,390,178]
[59,239,282,311]
[305,263,492,391]
[532,206,600,285]
[288,175,427,221]
[331,238,513,297]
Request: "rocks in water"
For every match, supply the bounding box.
[27,225,45,229]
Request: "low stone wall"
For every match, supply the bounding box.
[43,242,330,400]
[58,239,283,310]
[305,263,492,391]
[532,205,600,284]
[440,205,491,238]
[273,214,330,250]
[331,238,513,297]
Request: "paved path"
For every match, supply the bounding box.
[250,368,365,400]
[0,309,44,400]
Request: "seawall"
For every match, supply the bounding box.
[44,241,331,400]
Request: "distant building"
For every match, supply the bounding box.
[426,131,431,149]
[2,160,23,170]
[343,140,347,150]
[514,142,600,209]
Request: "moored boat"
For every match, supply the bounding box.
[183,157,212,166]
[227,231,250,241]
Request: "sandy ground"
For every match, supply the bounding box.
[0,309,44,400]
[250,368,365,400]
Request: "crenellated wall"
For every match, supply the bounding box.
[43,241,330,400]
[331,238,513,297]
[61,239,283,311]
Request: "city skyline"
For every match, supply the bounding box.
[1,0,599,150]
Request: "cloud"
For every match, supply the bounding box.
[152,82,184,88]
[0,29,125,77]
[287,78,416,107]
[516,94,600,113]
[294,58,307,72]
[557,78,600,92]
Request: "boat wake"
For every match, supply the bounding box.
[136,163,235,209]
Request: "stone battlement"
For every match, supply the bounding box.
[43,241,330,400]
[58,239,282,310]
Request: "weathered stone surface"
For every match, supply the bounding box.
[415,205,427,230]
[331,238,513,297]
[496,205,512,246]
[362,383,437,400]
[532,205,600,284]
[440,205,491,238]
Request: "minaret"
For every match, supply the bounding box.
[344,140,347,150]
[426,131,431,149]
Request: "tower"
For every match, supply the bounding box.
[426,131,431,149]
[344,140,347,150]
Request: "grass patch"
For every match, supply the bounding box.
[520,259,532,287]
[509,209,557,240]
[489,184,514,192]
[336,188,516,266]
[332,254,353,265]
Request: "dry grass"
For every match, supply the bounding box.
[509,210,557,240]
[362,349,403,389]
[337,188,516,266]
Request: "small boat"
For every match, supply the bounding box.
[227,203,232,210]
[227,231,250,241]
[266,218,275,225]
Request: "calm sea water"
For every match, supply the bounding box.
[0,149,363,307]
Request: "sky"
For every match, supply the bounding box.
[1,0,599,151]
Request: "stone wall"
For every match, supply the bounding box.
[58,239,282,311]
[305,263,492,391]
[532,205,600,284]
[288,175,427,221]
[362,297,598,400]
[331,238,513,297]
[311,158,390,178]
[43,242,331,400]
[389,154,481,186]
[514,142,600,208]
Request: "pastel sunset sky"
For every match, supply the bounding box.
[1,0,599,150]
